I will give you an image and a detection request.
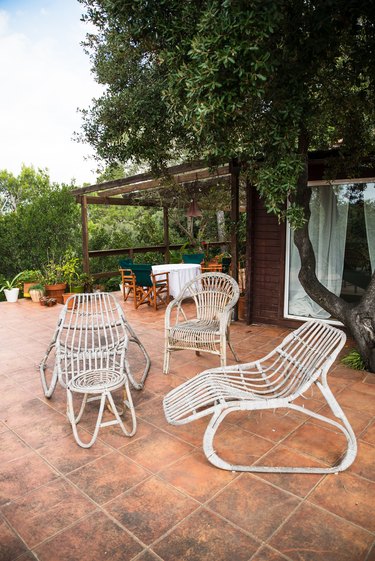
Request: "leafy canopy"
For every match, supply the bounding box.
[79,0,375,226]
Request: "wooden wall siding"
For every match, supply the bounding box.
[249,190,287,325]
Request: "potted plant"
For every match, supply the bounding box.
[60,251,86,306]
[28,284,45,303]
[42,259,66,304]
[18,270,43,298]
[0,272,23,302]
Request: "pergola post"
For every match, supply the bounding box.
[80,195,90,275]
[163,206,170,263]
[230,158,240,320]
[245,178,253,325]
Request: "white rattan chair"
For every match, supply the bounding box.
[40,293,143,447]
[40,292,150,398]
[163,272,240,374]
[163,320,357,473]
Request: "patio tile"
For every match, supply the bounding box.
[348,441,375,482]
[2,478,96,548]
[308,403,373,437]
[308,472,375,532]
[105,476,198,545]
[0,516,28,561]
[0,429,32,463]
[152,508,259,561]
[134,551,162,561]
[282,422,347,465]
[159,451,237,502]
[120,429,194,473]
[208,474,300,541]
[336,386,375,416]
[250,546,292,561]
[67,451,149,504]
[233,410,303,443]
[97,418,155,449]
[136,397,208,447]
[254,445,325,497]
[0,452,58,506]
[269,502,373,561]
[12,411,72,449]
[34,511,143,561]
[212,424,275,466]
[330,365,366,382]
[0,397,56,428]
[38,434,112,474]
[360,420,375,445]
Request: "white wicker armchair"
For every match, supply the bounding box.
[40,292,144,447]
[163,320,357,473]
[163,272,240,374]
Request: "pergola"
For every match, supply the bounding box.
[71,159,247,291]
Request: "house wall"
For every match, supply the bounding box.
[248,188,299,328]
[247,154,375,327]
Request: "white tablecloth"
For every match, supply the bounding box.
[152,263,201,298]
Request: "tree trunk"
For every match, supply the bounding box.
[291,130,375,372]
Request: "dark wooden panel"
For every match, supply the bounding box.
[249,191,285,325]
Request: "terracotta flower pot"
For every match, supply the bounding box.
[23,282,34,298]
[45,283,67,304]
[62,293,77,309]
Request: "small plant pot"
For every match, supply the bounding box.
[45,283,67,304]
[29,289,44,303]
[72,285,84,294]
[62,293,77,309]
[4,288,19,303]
[23,282,34,298]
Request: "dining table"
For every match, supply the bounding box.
[151,263,201,299]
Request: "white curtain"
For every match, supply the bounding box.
[288,185,349,318]
[364,182,375,273]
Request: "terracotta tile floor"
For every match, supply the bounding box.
[1,296,375,561]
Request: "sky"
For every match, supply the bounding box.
[0,0,103,186]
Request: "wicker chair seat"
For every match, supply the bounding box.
[68,369,125,394]
[169,319,221,349]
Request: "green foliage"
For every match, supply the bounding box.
[0,166,80,277]
[29,284,44,292]
[0,272,23,292]
[341,349,366,371]
[79,1,375,226]
[18,270,43,283]
[60,250,82,292]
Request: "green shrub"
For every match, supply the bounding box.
[341,349,366,370]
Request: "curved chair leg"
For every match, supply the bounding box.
[227,334,240,362]
[125,323,151,390]
[163,346,171,374]
[67,381,137,448]
[67,390,106,449]
[39,339,58,398]
[107,380,137,437]
[203,403,357,474]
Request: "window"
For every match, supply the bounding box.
[285,181,375,320]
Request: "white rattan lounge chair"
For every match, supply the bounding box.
[163,272,240,374]
[163,320,357,473]
[40,292,150,398]
[42,292,138,447]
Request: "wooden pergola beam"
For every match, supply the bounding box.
[71,159,228,196]
[79,196,158,207]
